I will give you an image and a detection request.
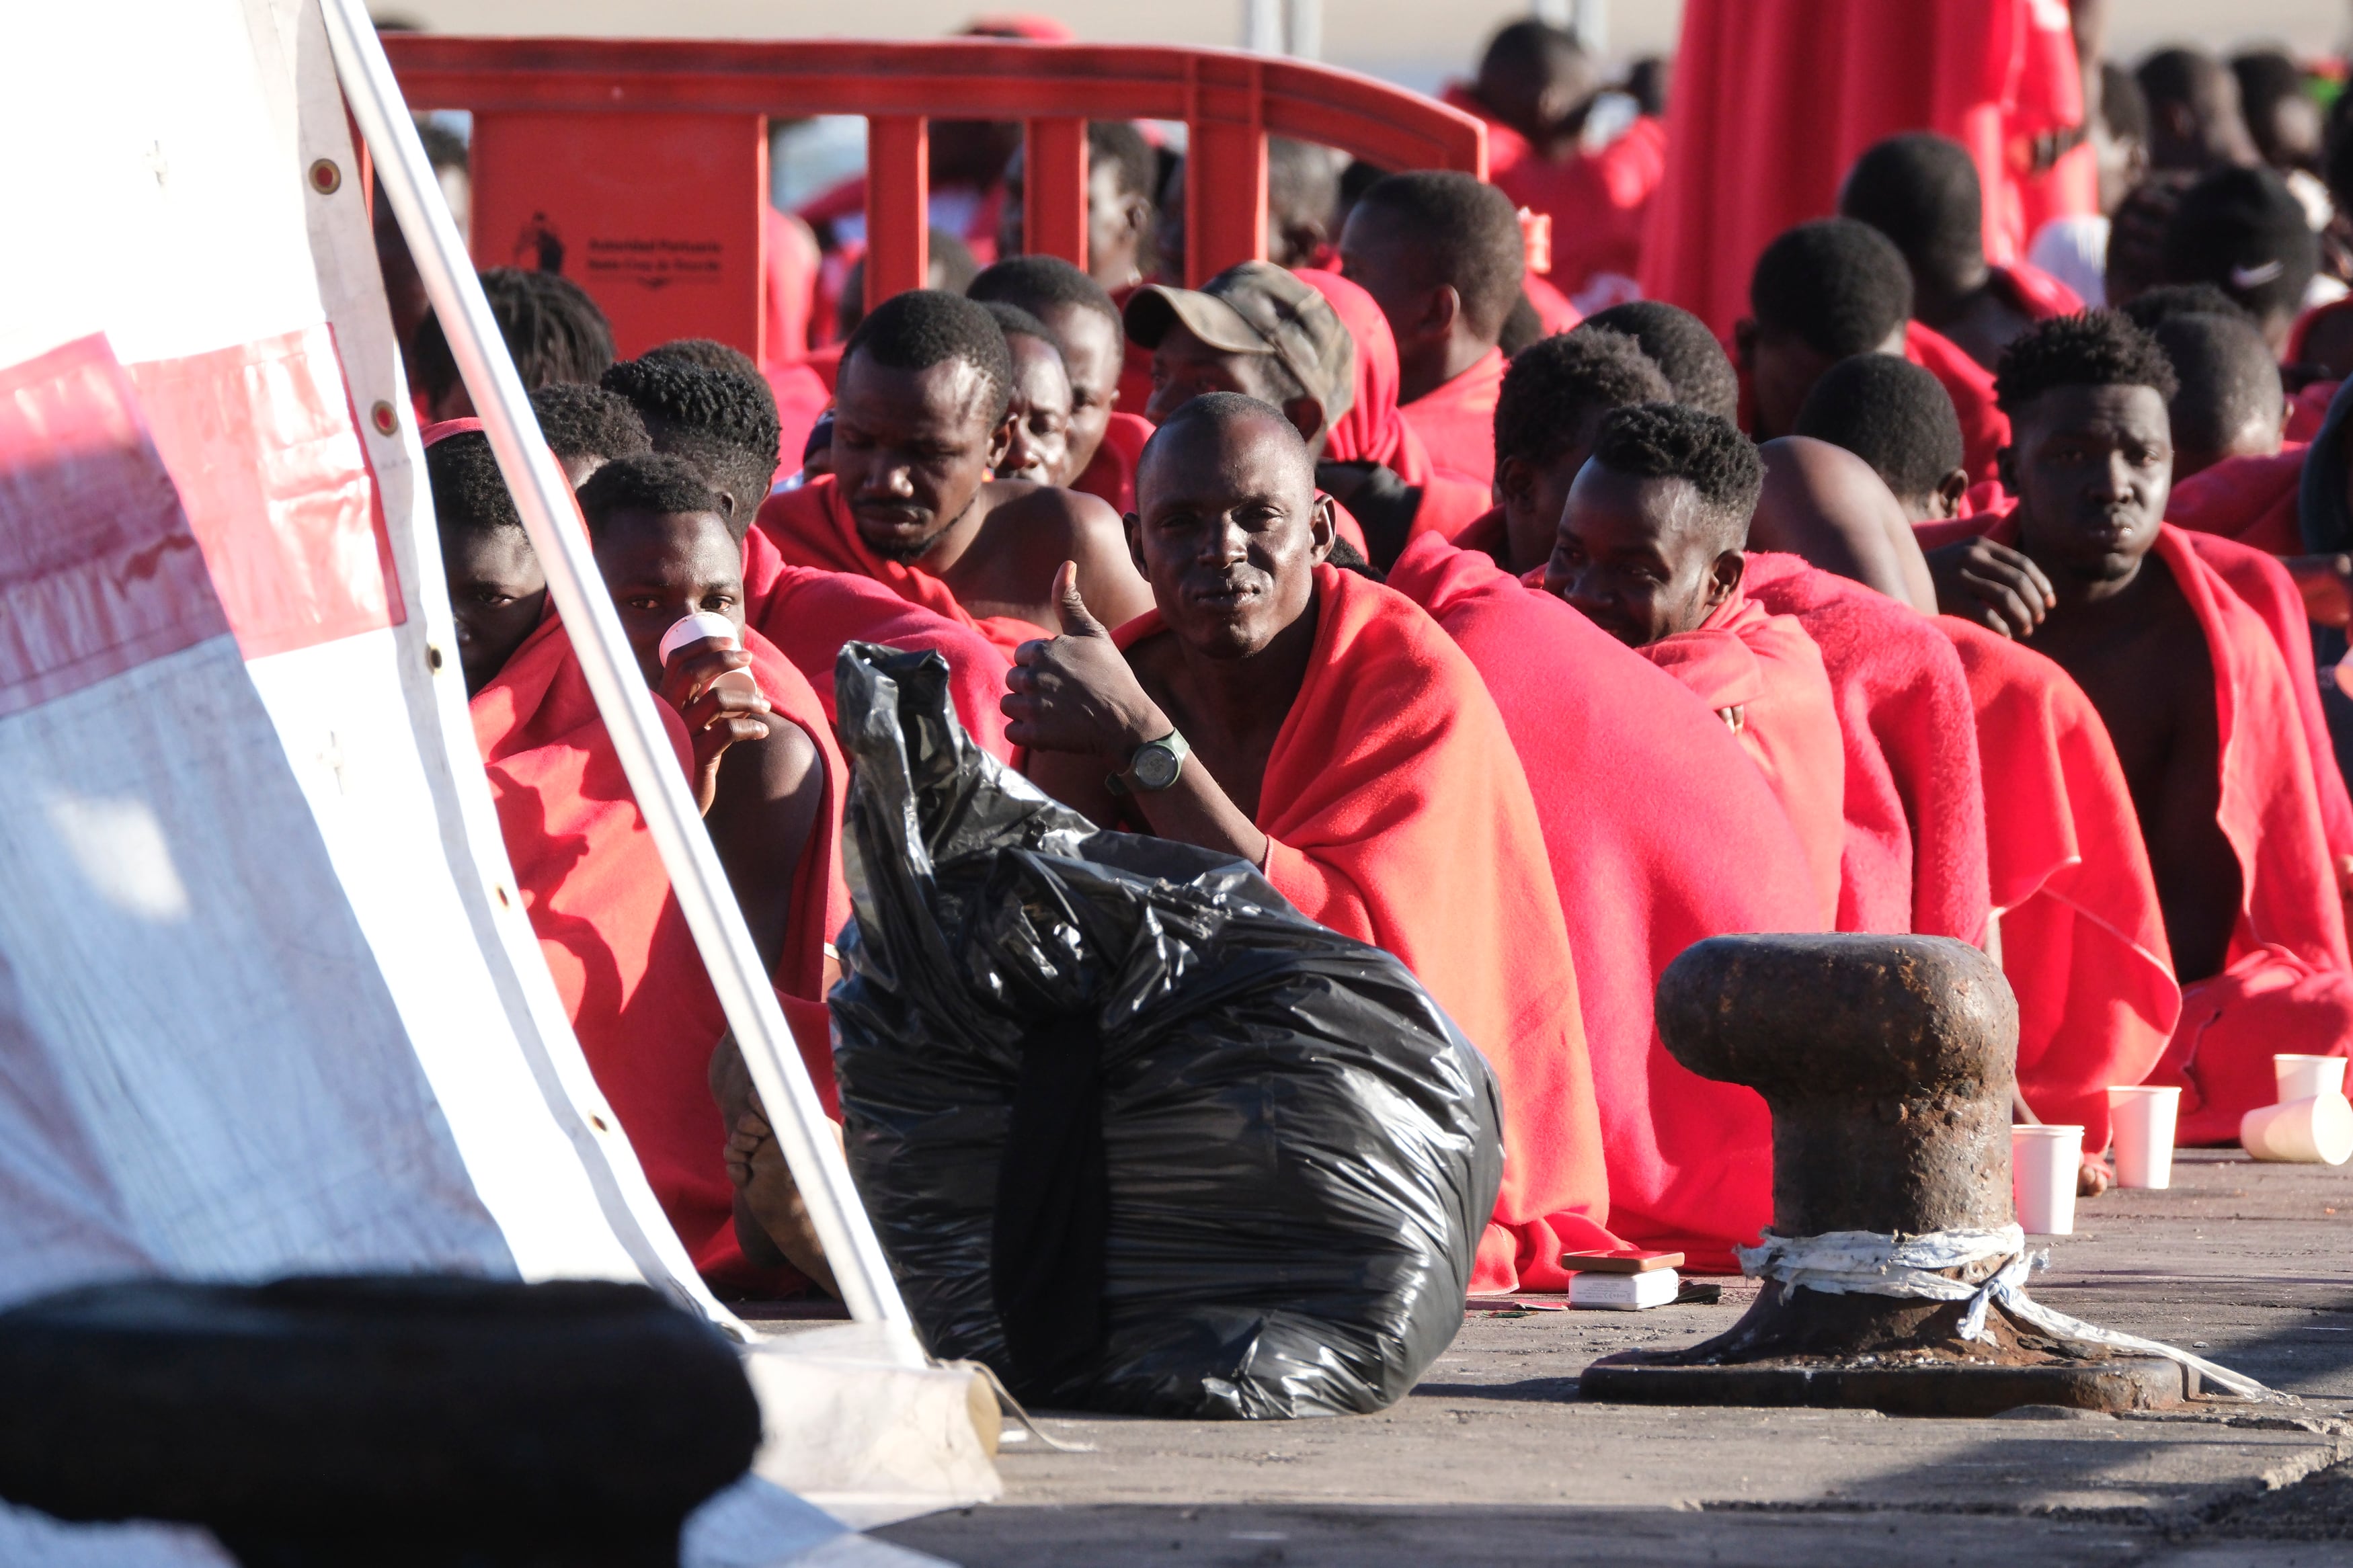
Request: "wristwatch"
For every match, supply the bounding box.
[1106,729,1191,796]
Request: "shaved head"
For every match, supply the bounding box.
[1753,437,1936,612]
[1137,390,1316,506]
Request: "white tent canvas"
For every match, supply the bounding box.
[0,1,992,1559]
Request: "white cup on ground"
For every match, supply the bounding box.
[2106,1086,2180,1189]
[2012,1124,2083,1235]
[2274,1054,2348,1104]
[2241,1094,2353,1165]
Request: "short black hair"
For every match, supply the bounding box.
[2153,311,2285,459]
[842,288,1014,428]
[1839,132,1984,287]
[978,298,1063,357]
[2137,46,2229,116]
[1479,18,1583,83]
[2101,63,2150,142]
[967,253,1123,337]
[528,383,651,466]
[575,452,723,542]
[1994,311,2180,417]
[2118,282,2256,331]
[413,267,614,403]
[1354,171,1527,339]
[1589,401,1763,545]
[1749,219,1914,358]
[1495,327,1672,469]
[2232,49,2306,138]
[1088,120,1157,201]
[600,355,783,534]
[643,337,765,383]
[2159,163,2319,325]
[1580,300,1741,421]
[1793,354,1965,502]
[426,430,519,539]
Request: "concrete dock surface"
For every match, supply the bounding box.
[877,1149,2353,1566]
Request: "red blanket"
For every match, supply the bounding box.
[1638,586,1847,925]
[1114,563,1619,1290]
[2287,380,2338,444]
[1905,322,2010,485]
[1069,409,1154,518]
[473,616,849,1292]
[2148,528,2353,1139]
[753,474,1047,662]
[1639,0,2085,334]
[1743,552,1992,942]
[1400,347,1507,490]
[2167,446,2305,557]
[1390,534,1825,1271]
[1938,618,2179,1153]
[741,519,1014,760]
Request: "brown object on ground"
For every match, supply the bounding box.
[1581,934,2186,1417]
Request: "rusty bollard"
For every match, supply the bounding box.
[1580,935,2185,1416]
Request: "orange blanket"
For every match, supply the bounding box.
[741,520,1014,760]
[1390,534,1825,1271]
[754,473,1048,662]
[473,615,849,1291]
[1638,585,1847,926]
[1400,347,1507,491]
[1939,618,2180,1153]
[1113,564,1618,1290]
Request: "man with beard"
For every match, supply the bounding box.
[1928,311,2353,1140]
[755,290,1151,660]
[1007,392,1618,1292]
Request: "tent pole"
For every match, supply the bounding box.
[317,0,917,1352]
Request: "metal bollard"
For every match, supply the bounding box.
[1581,934,2184,1417]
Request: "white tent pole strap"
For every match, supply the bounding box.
[1737,1227,2286,1403]
[317,0,912,1339]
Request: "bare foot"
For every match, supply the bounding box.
[2076,1154,2114,1198]
[710,1032,840,1296]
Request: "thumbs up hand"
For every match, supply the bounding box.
[1003,560,1170,757]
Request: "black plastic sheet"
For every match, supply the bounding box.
[828,643,1504,1418]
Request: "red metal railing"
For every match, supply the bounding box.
[381,37,1486,362]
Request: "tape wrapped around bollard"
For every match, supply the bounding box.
[1737,1226,2288,1403]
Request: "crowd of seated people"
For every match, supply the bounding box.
[405,21,2353,1300]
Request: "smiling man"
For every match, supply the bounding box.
[1010,391,1618,1292]
[1925,311,2353,1139]
[1542,402,1845,925]
[754,289,1151,660]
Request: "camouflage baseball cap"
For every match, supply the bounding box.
[1123,261,1357,429]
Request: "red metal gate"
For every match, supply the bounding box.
[381,37,1486,361]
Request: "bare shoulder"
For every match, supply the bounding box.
[982,479,1129,554]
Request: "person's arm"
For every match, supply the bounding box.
[1003,563,1269,866]
[662,642,820,977]
[1921,537,2058,638]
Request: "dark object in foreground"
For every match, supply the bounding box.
[830,643,1503,1418]
[0,1276,760,1567]
[1581,935,2184,1417]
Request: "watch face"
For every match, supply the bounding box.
[1133,741,1182,791]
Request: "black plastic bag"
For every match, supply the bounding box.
[828,643,1504,1419]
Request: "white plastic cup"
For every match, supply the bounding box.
[2011,1124,2083,1235]
[2106,1086,2180,1190]
[657,610,756,696]
[2240,1094,2353,1165]
[2274,1054,2348,1104]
